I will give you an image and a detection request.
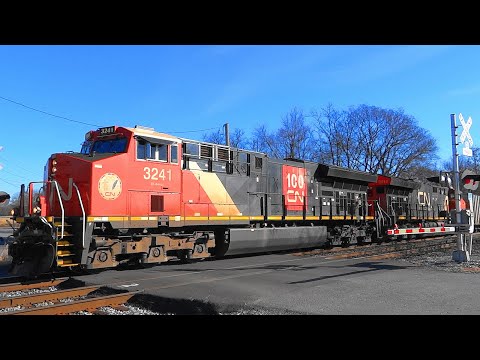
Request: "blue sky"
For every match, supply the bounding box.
[0,44,478,196]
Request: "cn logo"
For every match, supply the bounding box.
[282,165,308,210]
[98,173,122,200]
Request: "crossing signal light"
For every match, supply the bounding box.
[462,174,480,191]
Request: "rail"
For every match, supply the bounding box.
[0,278,140,315]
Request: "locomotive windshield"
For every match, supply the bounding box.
[81,138,128,154]
[90,137,128,154]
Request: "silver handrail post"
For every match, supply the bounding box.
[72,182,86,249]
[51,180,65,239]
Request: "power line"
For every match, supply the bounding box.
[0,95,228,136]
[0,154,40,176]
[1,167,31,179]
[0,96,100,127]
[0,177,19,187]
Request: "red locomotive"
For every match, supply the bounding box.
[8,125,458,277]
[367,174,453,237]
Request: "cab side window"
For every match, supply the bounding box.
[137,140,147,159]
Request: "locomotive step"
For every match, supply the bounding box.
[57,250,75,257]
[53,223,72,227]
[56,231,74,237]
[57,259,79,266]
[57,240,73,247]
[57,263,80,267]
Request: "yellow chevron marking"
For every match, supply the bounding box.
[188,164,241,216]
[267,216,282,220]
[285,216,304,220]
[185,216,209,221]
[305,216,320,220]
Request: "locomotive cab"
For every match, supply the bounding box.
[9,125,185,276]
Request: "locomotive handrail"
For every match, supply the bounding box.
[72,182,86,249]
[50,180,65,239]
[27,181,65,238]
[40,216,53,230]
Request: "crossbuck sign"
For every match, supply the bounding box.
[459,113,473,157]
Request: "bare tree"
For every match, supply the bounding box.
[229,128,247,149]
[252,107,317,160]
[311,104,438,177]
[463,146,480,174]
[202,126,249,149]
[401,164,442,180]
[310,103,345,165]
[249,125,278,157]
[441,146,480,179]
[202,128,225,145]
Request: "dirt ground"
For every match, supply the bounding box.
[0,217,16,228]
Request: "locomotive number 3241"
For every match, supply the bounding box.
[143,167,172,181]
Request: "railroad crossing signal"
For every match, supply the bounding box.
[459,113,473,157]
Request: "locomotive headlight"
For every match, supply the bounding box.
[51,159,58,174]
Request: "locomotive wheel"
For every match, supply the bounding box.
[178,249,193,263]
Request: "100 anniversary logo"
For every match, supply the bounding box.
[98,173,122,200]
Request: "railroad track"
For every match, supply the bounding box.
[0,234,470,315]
[0,277,139,315]
[292,235,462,259]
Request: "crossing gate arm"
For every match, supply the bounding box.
[387,226,456,236]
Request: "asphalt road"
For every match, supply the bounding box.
[2,225,480,315]
[71,249,480,315]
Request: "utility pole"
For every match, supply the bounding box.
[451,113,471,262]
